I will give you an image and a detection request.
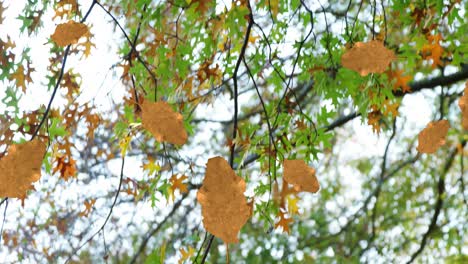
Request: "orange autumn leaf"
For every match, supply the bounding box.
[283,160,320,193]
[417,120,450,154]
[141,101,188,146]
[169,174,189,200]
[196,156,252,243]
[458,81,468,130]
[51,20,89,47]
[79,199,96,218]
[52,155,77,180]
[387,69,412,93]
[341,40,396,76]
[421,33,444,68]
[0,139,46,198]
[274,210,293,233]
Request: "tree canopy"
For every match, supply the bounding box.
[0,0,467,263]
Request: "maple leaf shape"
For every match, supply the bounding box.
[421,33,444,68]
[196,156,252,243]
[382,99,399,117]
[9,65,27,92]
[141,101,188,146]
[52,155,77,180]
[274,210,293,233]
[387,69,412,93]
[341,40,396,76]
[367,110,382,134]
[283,160,320,193]
[51,20,89,47]
[179,246,195,264]
[79,199,96,218]
[0,140,46,198]
[458,81,468,130]
[417,120,450,154]
[169,174,188,200]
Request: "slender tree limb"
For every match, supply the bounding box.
[406,140,466,264]
[31,0,97,140]
[129,192,189,264]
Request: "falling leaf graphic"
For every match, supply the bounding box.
[417,120,450,154]
[197,156,252,243]
[0,139,46,198]
[458,81,468,130]
[283,160,320,193]
[341,40,396,76]
[141,101,188,146]
[51,20,89,47]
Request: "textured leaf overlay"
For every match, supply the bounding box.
[51,20,89,47]
[197,157,252,243]
[283,159,320,193]
[341,40,396,76]
[416,120,450,154]
[0,139,46,198]
[141,101,188,146]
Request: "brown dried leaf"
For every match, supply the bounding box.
[141,101,188,146]
[417,120,450,154]
[283,160,320,193]
[0,140,46,198]
[196,157,252,243]
[458,81,468,130]
[341,40,396,76]
[51,20,89,47]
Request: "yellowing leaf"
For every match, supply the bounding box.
[179,246,195,264]
[417,120,450,154]
[142,158,161,175]
[118,134,132,156]
[196,156,252,243]
[287,195,299,215]
[458,81,468,130]
[0,140,46,198]
[51,20,89,47]
[141,101,188,146]
[341,40,396,76]
[169,174,188,201]
[283,160,320,193]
